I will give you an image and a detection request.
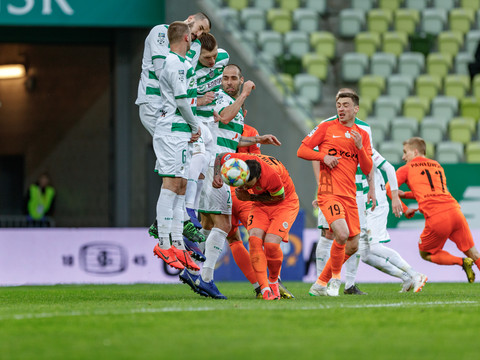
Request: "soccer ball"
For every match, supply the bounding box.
[220,158,250,187]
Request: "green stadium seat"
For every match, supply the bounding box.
[455,52,474,76]
[310,31,336,59]
[444,75,471,101]
[352,0,376,11]
[375,96,403,119]
[391,117,419,143]
[355,32,381,56]
[293,8,319,33]
[258,31,284,57]
[382,31,408,56]
[339,9,366,38]
[378,0,404,11]
[420,117,446,144]
[449,8,475,35]
[461,0,480,10]
[416,75,442,101]
[226,0,248,10]
[302,53,329,80]
[405,0,429,10]
[367,9,393,34]
[436,141,464,163]
[341,52,369,82]
[422,8,448,35]
[403,96,430,122]
[388,74,414,100]
[426,142,436,159]
[286,95,313,113]
[253,0,274,10]
[432,0,457,10]
[394,9,420,35]
[267,8,292,34]
[466,30,480,57]
[378,141,404,163]
[438,31,464,57]
[460,97,480,119]
[426,53,452,79]
[371,52,397,76]
[241,8,266,32]
[431,96,458,123]
[277,0,300,11]
[284,31,310,56]
[367,117,390,148]
[398,52,425,78]
[359,75,386,100]
[357,97,374,119]
[473,74,480,99]
[449,117,476,144]
[304,0,327,13]
[294,73,322,103]
[466,141,480,163]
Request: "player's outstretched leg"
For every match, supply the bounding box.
[179,269,208,297]
[195,275,227,299]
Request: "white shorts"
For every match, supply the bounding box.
[153,133,191,179]
[138,103,158,136]
[317,208,329,229]
[366,204,390,244]
[198,166,232,215]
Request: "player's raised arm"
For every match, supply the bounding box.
[238,134,281,147]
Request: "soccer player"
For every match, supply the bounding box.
[297,91,373,297]
[360,148,427,293]
[214,152,299,300]
[151,22,201,271]
[394,137,480,282]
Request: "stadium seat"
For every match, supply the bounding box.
[271,73,294,94]
[473,74,480,99]
[352,0,376,11]
[420,117,446,144]
[405,0,429,10]
[359,75,386,100]
[371,52,397,76]
[253,0,274,10]
[284,31,310,57]
[432,0,457,10]
[431,96,458,124]
[367,9,393,34]
[341,52,369,82]
[444,75,471,101]
[286,95,314,114]
[382,31,408,56]
[367,117,390,147]
[339,9,366,38]
[466,30,480,58]
[438,31,464,57]
[436,141,464,163]
[403,96,430,122]
[355,32,381,56]
[293,8,319,33]
[378,141,404,163]
[258,31,284,57]
[304,0,327,13]
[422,8,448,35]
[375,95,403,119]
[460,97,480,119]
[394,9,420,35]
[357,97,374,120]
[277,0,300,11]
[379,0,403,11]
[449,8,475,35]
[294,73,322,103]
[461,0,480,10]
[398,52,425,78]
[466,141,480,163]
[425,141,436,159]
[218,8,240,30]
[416,75,442,101]
[426,53,452,78]
[449,117,476,144]
[455,52,474,76]
[240,31,257,52]
[310,31,336,59]
[302,53,329,80]
[391,117,419,143]
[226,0,248,11]
[388,74,414,100]
[241,8,266,32]
[267,8,292,34]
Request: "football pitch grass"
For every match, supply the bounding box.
[1,282,479,360]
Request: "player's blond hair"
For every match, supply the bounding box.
[403,137,426,155]
[168,21,190,44]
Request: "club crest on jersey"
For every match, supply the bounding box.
[282,222,289,229]
[345,131,351,138]
[209,69,215,78]
[178,70,185,82]
[157,32,166,45]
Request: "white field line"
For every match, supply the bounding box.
[1,300,478,321]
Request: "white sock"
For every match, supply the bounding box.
[156,188,176,249]
[194,179,204,210]
[171,194,186,250]
[316,235,333,277]
[370,243,417,278]
[185,179,198,210]
[344,252,360,289]
[201,227,227,282]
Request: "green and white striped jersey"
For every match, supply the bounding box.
[136,24,200,105]
[195,48,229,123]
[156,52,197,137]
[213,89,244,155]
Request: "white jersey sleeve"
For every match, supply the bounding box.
[372,148,398,191]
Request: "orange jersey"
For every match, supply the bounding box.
[237,124,261,154]
[221,153,298,204]
[301,118,372,200]
[396,156,459,218]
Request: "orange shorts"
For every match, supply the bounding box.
[419,207,475,254]
[318,195,360,238]
[227,192,252,238]
[247,198,299,242]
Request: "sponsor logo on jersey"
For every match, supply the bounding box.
[283,222,289,229]
[328,148,358,159]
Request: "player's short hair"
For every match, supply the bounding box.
[224,64,242,77]
[199,33,217,52]
[193,12,212,31]
[167,21,190,44]
[336,88,359,106]
[403,137,426,155]
[246,160,261,182]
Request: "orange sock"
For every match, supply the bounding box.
[229,240,257,284]
[249,236,268,290]
[330,240,346,278]
[265,242,283,283]
[430,250,463,266]
[475,258,480,270]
